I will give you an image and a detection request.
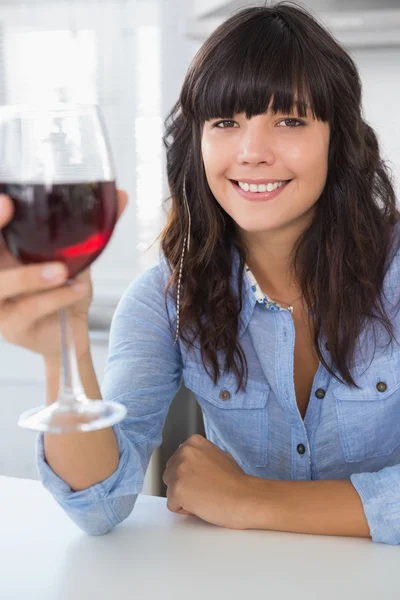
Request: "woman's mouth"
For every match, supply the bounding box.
[230,179,292,202]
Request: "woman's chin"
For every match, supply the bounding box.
[235,218,281,235]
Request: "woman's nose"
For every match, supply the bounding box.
[236,130,276,165]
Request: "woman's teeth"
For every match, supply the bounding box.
[237,180,287,193]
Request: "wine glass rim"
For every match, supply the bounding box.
[0,102,100,115]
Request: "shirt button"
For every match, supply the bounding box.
[315,388,325,399]
[376,381,387,393]
[219,390,231,401]
[297,443,306,455]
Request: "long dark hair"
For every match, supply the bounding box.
[160,1,400,391]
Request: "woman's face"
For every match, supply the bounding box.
[201,106,330,235]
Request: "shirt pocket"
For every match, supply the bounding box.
[331,354,400,462]
[183,368,270,468]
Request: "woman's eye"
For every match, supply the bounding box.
[278,118,305,128]
[211,118,305,129]
[213,120,237,129]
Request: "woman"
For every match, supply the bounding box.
[1,2,400,544]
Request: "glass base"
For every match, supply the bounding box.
[18,399,127,433]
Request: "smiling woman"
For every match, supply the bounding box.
[161,2,399,393]
[26,1,400,546]
[201,108,329,231]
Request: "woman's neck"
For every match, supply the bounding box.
[240,218,312,302]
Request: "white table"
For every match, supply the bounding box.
[0,476,398,599]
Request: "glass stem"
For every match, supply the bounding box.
[57,307,85,404]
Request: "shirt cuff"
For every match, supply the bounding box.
[35,424,143,517]
[350,467,400,545]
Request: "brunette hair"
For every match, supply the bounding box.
[160,1,400,390]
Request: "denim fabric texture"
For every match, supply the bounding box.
[37,237,400,544]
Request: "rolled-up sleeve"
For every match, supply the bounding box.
[350,464,400,545]
[35,259,182,535]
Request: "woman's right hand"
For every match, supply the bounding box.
[0,190,127,363]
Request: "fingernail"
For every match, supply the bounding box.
[41,264,66,280]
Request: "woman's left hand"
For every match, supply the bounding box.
[162,434,253,529]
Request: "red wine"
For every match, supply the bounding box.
[0,181,117,278]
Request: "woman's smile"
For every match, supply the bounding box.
[229,178,293,202]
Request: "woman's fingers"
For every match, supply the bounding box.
[0,282,88,339]
[0,194,14,228]
[116,189,128,221]
[0,262,69,301]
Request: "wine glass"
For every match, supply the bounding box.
[0,103,127,432]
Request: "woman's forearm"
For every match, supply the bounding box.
[244,477,371,539]
[43,349,119,492]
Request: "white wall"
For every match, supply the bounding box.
[352,46,400,199]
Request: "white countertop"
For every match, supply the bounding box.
[0,476,398,600]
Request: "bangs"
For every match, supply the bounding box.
[186,12,334,124]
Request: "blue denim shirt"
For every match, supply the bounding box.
[36,240,400,545]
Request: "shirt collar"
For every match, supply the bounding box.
[244,264,286,312]
[231,246,311,337]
